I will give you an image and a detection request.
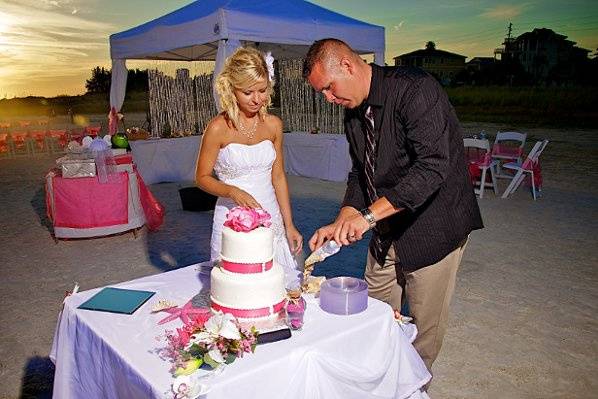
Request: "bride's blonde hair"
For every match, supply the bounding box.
[214,47,273,129]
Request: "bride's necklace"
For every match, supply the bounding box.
[237,116,258,139]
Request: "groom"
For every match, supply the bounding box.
[303,38,483,374]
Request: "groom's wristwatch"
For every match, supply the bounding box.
[360,207,377,228]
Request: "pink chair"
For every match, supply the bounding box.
[491,131,527,178]
[464,138,498,198]
[502,140,549,200]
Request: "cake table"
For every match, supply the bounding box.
[50,262,431,398]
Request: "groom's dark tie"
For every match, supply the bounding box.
[363,106,385,263]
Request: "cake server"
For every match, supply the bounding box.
[304,240,341,267]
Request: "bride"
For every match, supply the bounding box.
[195,47,302,286]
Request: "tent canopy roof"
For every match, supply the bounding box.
[110,0,385,61]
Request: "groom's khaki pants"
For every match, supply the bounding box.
[364,239,467,372]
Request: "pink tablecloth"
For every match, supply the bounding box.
[51,172,129,228]
[45,162,164,238]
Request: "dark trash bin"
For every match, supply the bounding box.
[178,187,217,212]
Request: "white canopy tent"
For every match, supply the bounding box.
[108,0,385,112]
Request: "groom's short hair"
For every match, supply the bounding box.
[302,38,355,79]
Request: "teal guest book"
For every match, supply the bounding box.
[78,287,155,314]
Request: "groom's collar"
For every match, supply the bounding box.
[363,63,384,108]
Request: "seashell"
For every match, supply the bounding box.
[151,299,177,313]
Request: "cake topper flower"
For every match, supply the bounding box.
[264,51,275,84]
[224,206,271,232]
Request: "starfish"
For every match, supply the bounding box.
[157,301,210,325]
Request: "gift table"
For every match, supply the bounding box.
[50,262,431,398]
[45,156,163,239]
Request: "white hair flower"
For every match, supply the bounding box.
[264,51,275,83]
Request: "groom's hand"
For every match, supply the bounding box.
[309,224,335,251]
[332,206,367,246]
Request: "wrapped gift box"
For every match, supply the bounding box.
[59,158,96,178]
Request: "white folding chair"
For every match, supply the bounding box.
[492,131,526,178]
[502,140,549,200]
[463,138,498,198]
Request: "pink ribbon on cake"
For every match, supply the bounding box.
[211,299,286,318]
[221,259,273,274]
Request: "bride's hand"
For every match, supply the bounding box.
[229,187,261,208]
[286,225,303,255]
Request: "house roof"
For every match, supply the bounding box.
[393,47,466,60]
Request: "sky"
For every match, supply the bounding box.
[0,0,596,98]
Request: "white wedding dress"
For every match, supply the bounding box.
[210,140,301,287]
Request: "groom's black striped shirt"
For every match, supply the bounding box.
[342,64,483,271]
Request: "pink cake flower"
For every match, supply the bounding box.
[224,206,271,232]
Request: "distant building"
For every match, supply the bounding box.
[394,42,467,84]
[466,57,496,71]
[496,28,590,83]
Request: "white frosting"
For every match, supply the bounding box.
[210,262,286,309]
[211,224,285,319]
[220,226,273,263]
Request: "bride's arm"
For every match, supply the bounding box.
[270,117,303,254]
[196,118,260,208]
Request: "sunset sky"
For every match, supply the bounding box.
[0,0,596,98]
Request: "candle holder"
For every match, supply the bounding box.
[285,289,306,330]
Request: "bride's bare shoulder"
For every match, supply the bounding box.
[204,114,231,137]
[264,114,283,130]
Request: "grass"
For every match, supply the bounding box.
[1,86,597,128]
[446,86,598,128]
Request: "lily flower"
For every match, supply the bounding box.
[188,312,241,348]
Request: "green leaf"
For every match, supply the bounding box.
[203,353,220,369]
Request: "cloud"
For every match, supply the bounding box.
[393,20,405,31]
[480,4,528,20]
[0,0,115,96]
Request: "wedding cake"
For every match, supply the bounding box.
[210,207,286,321]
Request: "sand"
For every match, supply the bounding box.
[0,122,597,398]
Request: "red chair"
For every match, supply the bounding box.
[30,130,47,152]
[46,130,68,153]
[68,128,85,143]
[8,131,33,155]
[0,133,10,156]
[84,126,101,137]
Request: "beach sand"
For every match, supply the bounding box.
[0,122,597,398]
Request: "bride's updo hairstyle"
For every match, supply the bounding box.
[215,46,274,130]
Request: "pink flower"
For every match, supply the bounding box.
[224,206,272,232]
[254,208,272,228]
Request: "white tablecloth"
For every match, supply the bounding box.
[283,132,352,182]
[51,263,430,399]
[130,136,201,185]
[130,133,351,185]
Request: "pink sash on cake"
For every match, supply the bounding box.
[211,299,286,318]
[220,260,273,274]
